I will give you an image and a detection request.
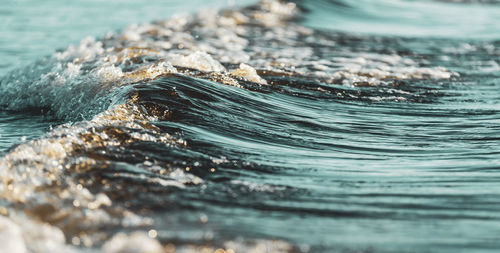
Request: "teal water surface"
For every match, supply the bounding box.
[1,1,500,253]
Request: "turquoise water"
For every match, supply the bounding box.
[0,0,254,76]
[301,0,500,39]
[0,1,500,253]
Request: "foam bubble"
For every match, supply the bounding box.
[231,63,267,84]
[169,51,226,72]
[102,232,163,253]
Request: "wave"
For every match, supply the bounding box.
[0,0,461,122]
[1,0,499,252]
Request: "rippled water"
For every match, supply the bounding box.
[1,1,500,253]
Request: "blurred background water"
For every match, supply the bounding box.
[3,0,499,77]
[0,0,256,76]
[300,0,500,39]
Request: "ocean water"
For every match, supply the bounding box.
[0,0,499,252]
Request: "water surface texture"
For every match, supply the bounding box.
[0,1,500,253]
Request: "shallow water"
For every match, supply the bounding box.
[1,0,500,253]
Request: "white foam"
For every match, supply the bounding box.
[55,36,104,62]
[169,51,226,72]
[102,232,163,253]
[231,63,267,84]
[0,216,27,253]
[94,64,124,83]
[0,214,78,253]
